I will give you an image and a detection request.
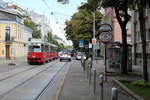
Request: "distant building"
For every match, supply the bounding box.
[53,35,66,44]
[131,5,150,66]
[5,2,28,17]
[0,9,32,60]
[27,10,52,37]
[104,8,131,43]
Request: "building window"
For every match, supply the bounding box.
[2,50,4,55]
[5,26,11,41]
[136,31,141,42]
[146,28,150,41]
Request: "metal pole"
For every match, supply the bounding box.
[93,68,96,94]
[111,87,118,100]
[99,74,104,100]
[93,12,96,61]
[87,65,89,79]
[89,67,91,85]
[104,44,107,81]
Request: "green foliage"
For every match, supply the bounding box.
[46,31,53,43]
[24,18,37,30]
[65,45,73,49]
[45,31,65,49]
[132,80,150,87]
[32,30,42,39]
[58,43,65,49]
[24,18,42,39]
[64,3,103,49]
[123,81,150,100]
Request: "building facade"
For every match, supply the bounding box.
[104,8,132,43]
[0,9,32,60]
[131,5,150,66]
[0,0,6,9]
[27,10,52,37]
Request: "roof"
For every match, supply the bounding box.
[0,8,22,18]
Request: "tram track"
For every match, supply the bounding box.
[0,60,60,98]
[0,60,57,82]
[34,62,68,100]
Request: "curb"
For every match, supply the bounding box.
[113,79,144,100]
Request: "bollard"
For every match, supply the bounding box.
[111,87,118,100]
[99,74,104,100]
[93,68,96,94]
[83,60,85,72]
[86,65,89,79]
[89,67,91,85]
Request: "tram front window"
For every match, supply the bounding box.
[29,46,41,52]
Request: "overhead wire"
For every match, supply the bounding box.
[41,0,59,24]
[41,0,70,25]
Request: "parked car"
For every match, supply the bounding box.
[76,52,86,60]
[60,52,71,62]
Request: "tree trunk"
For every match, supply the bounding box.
[138,0,148,81]
[121,26,128,74]
[114,7,128,74]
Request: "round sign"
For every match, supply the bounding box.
[99,32,113,43]
[99,23,112,32]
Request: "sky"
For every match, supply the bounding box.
[4,0,87,45]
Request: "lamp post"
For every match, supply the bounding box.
[93,12,96,61]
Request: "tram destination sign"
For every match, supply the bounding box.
[99,32,112,43]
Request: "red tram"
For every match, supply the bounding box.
[27,39,58,64]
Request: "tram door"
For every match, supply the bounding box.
[6,45,10,60]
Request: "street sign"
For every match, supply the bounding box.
[99,32,113,43]
[78,40,84,47]
[92,38,97,44]
[89,43,92,48]
[99,23,112,32]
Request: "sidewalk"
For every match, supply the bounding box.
[58,60,130,100]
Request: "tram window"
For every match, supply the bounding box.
[29,46,41,52]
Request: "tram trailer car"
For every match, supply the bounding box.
[27,41,58,64]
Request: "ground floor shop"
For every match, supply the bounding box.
[0,42,28,60]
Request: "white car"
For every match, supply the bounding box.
[76,52,86,60]
[60,52,71,62]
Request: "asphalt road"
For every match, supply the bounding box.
[0,60,71,100]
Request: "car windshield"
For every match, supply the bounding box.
[77,52,85,55]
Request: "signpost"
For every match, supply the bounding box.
[99,23,113,81]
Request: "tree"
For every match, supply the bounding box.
[46,31,53,43]
[88,0,150,80]
[64,3,103,49]
[24,18,42,39]
[88,0,132,74]
[136,0,150,81]
[58,43,65,50]
[32,30,42,39]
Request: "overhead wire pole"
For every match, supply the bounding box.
[93,12,96,62]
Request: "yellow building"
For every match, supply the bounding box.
[0,9,32,60]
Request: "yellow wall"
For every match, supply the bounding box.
[0,23,25,59]
[0,43,5,58]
